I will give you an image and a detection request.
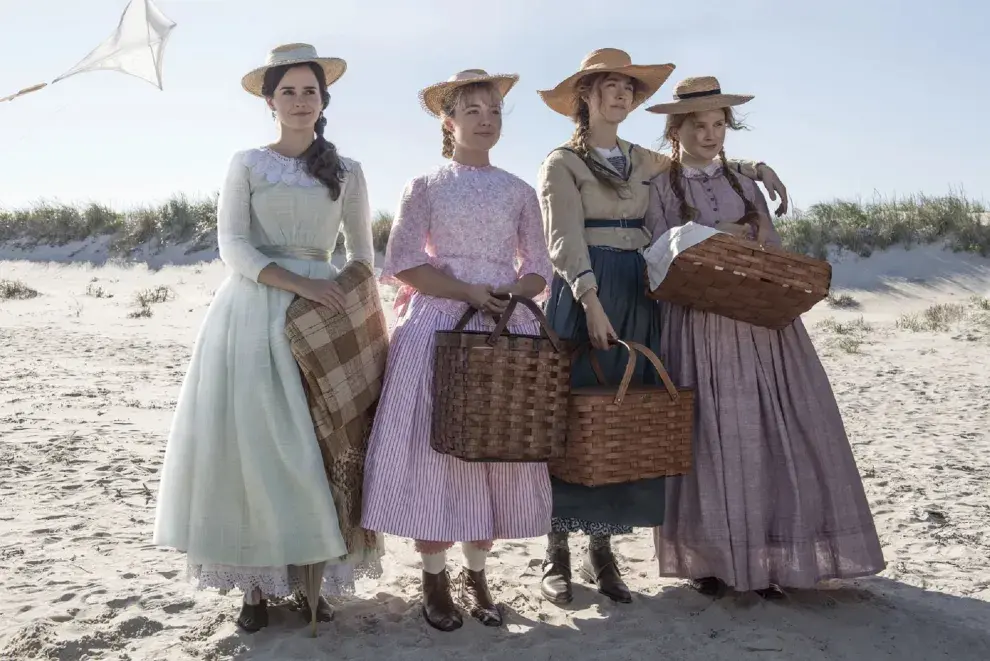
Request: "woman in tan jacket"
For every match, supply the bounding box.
[534,48,789,605]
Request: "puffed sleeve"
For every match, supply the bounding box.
[537,151,596,301]
[380,175,431,287]
[216,151,274,281]
[339,159,375,267]
[516,185,554,283]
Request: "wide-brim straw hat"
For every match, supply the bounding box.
[241,43,346,97]
[537,48,675,118]
[419,69,519,117]
[645,76,753,115]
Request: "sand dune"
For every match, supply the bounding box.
[1,245,988,660]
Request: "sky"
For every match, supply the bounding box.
[0,0,986,215]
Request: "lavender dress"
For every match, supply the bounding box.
[645,161,885,592]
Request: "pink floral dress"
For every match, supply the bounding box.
[360,162,555,545]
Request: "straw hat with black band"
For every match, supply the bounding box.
[241,43,347,97]
[418,69,519,118]
[537,48,675,118]
[645,76,753,115]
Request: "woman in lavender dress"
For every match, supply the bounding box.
[361,70,554,632]
[643,76,885,598]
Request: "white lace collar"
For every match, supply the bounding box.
[243,147,321,188]
[680,160,723,179]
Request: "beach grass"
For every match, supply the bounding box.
[2,191,988,260]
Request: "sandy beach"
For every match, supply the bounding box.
[1,242,989,660]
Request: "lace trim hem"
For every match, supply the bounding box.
[187,559,383,598]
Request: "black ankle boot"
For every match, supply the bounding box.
[755,584,786,600]
[580,544,632,603]
[540,533,573,604]
[293,590,335,622]
[692,576,727,597]
[236,598,268,633]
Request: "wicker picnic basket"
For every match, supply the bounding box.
[646,231,832,330]
[549,340,694,487]
[431,295,572,462]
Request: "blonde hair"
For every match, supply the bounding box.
[439,82,504,159]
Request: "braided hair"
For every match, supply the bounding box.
[568,72,644,197]
[662,107,754,222]
[262,62,346,200]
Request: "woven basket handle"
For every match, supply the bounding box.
[487,294,563,351]
[587,340,680,405]
[451,294,563,352]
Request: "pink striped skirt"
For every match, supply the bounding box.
[360,295,552,543]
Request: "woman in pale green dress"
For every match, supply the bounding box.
[153,43,380,632]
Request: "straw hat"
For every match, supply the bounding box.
[419,69,519,117]
[537,48,675,118]
[241,43,346,97]
[645,76,753,115]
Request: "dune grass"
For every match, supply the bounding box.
[0,279,39,300]
[1,191,988,260]
[774,192,989,259]
[814,315,875,354]
[0,195,395,257]
[897,302,973,333]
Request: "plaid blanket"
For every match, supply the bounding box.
[285,260,388,568]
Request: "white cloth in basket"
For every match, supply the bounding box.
[642,221,725,291]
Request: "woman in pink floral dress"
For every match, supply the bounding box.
[361,70,554,632]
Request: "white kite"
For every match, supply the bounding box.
[1,0,176,103]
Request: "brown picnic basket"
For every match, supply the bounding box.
[549,340,694,487]
[431,294,573,462]
[646,227,832,330]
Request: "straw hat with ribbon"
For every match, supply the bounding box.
[645,76,753,115]
[241,43,347,97]
[537,48,675,118]
[418,69,519,118]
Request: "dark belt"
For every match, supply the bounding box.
[584,217,644,229]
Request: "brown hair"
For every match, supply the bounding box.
[568,72,647,195]
[439,82,504,159]
[262,62,346,200]
[662,107,754,221]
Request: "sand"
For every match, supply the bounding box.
[1,243,989,660]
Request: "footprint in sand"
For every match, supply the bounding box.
[106,595,141,609]
[162,599,195,614]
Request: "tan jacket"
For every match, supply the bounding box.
[537,137,759,301]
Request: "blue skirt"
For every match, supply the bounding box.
[544,247,666,533]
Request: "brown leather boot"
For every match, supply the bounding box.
[458,568,502,627]
[580,545,632,603]
[540,544,573,604]
[421,570,463,632]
